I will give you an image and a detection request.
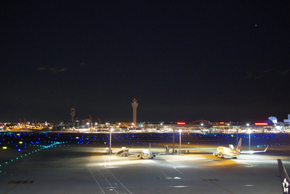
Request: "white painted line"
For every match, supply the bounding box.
[106,168,133,194]
[87,166,106,194]
[97,168,119,194]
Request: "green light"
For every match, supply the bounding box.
[16,157,18,160]
[11,159,13,162]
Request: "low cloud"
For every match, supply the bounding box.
[36,67,46,71]
[245,72,252,79]
[54,68,67,73]
[36,67,68,73]
[254,75,265,80]
[245,68,290,80]
[278,69,290,75]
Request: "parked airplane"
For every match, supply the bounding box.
[213,138,242,159]
[213,138,268,159]
[278,159,290,194]
[116,143,156,159]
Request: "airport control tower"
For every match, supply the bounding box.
[131,98,138,127]
[71,108,75,122]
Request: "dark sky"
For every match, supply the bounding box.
[1,1,290,123]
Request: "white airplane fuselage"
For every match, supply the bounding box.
[216,146,240,157]
[137,150,156,159]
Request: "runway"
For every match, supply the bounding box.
[0,144,287,194]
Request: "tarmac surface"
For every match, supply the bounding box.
[0,132,289,194]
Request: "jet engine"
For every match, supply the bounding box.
[213,153,218,157]
[137,154,142,159]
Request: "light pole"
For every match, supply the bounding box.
[246,123,250,151]
[110,128,114,156]
[249,129,251,151]
[172,127,175,154]
[179,129,181,155]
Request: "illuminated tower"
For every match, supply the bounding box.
[71,108,75,123]
[131,98,138,127]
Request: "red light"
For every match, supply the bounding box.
[177,122,186,125]
[219,122,224,125]
[133,98,136,100]
[255,123,268,126]
[71,108,75,110]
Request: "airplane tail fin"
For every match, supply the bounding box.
[229,144,234,150]
[278,159,290,194]
[235,138,242,152]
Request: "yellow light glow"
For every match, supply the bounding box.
[89,159,152,167]
[2,147,7,149]
[19,141,23,144]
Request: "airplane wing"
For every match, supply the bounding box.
[240,146,268,154]
[278,159,290,194]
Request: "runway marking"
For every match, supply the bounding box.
[97,168,119,194]
[210,181,235,194]
[157,177,182,180]
[104,159,111,167]
[87,149,105,194]
[106,168,133,194]
[4,184,20,194]
[173,167,184,175]
[87,165,106,194]
[201,179,218,181]
[161,171,168,177]
[8,181,34,184]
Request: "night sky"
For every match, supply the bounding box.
[1,1,290,123]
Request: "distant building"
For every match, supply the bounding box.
[284,114,290,124]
